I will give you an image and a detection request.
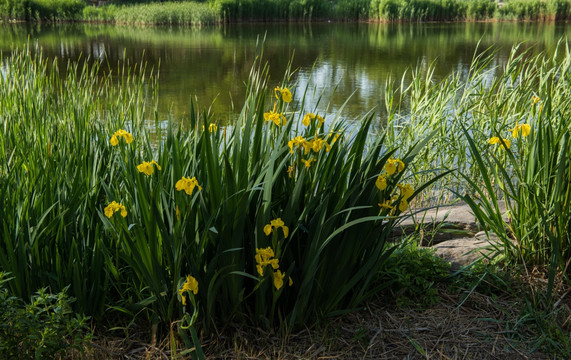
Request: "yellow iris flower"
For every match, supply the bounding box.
[178,275,198,306]
[398,199,409,212]
[255,247,280,276]
[378,200,395,211]
[488,137,511,149]
[384,158,405,176]
[288,136,306,154]
[302,113,325,127]
[375,175,387,191]
[104,201,127,218]
[301,158,317,168]
[137,160,161,176]
[264,103,287,126]
[274,86,292,103]
[397,183,414,200]
[508,123,531,138]
[273,270,286,290]
[110,129,133,146]
[263,218,289,238]
[176,176,202,195]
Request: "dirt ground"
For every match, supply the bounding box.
[80,278,570,360]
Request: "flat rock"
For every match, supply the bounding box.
[391,201,507,246]
[400,202,480,228]
[430,234,502,271]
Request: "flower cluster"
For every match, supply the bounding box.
[110,129,133,146]
[176,176,202,196]
[255,246,292,290]
[104,201,127,218]
[287,131,341,176]
[375,158,413,213]
[288,134,334,155]
[263,218,289,238]
[137,160,161,176]
[178,275,198,306]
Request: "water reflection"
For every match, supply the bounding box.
[0,22,569,121]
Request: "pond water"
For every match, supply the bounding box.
[1,22,569,122]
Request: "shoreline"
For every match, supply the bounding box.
[1,17,570,26]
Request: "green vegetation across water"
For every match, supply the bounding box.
[1,0,571,24]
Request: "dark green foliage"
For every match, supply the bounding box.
[376,244,450,307]
[0,273,91,359]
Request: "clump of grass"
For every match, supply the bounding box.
[0,45,441,335]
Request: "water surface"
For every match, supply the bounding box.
[1,22,569,121]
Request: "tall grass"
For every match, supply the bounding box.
[382,41,571,293]
[457,44,571,300]
[0,45,440,331]
[0,47,155,316]
[498,0,571,20]
[83,2,219,25]
[0,0,85,21]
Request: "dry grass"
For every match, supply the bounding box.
[74,273,570,360]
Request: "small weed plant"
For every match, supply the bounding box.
[0,273,91,359]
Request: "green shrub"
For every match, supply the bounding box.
[0,273,91,359]
[377,244,450,307]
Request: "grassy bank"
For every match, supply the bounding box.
[1,42,570,356]
[2,0,571,24]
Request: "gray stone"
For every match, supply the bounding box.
[430,237,502,271]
